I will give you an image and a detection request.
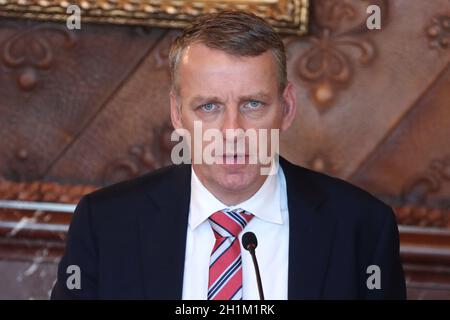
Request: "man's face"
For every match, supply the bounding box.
[170,43,296,202]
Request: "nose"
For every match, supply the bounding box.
[221,106,241,130]
[220,106,248,157]
[221,106,244,142]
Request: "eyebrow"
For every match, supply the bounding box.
[189,95,222,107]
[188,92,272,107]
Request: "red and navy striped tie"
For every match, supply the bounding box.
[207,208,254,300]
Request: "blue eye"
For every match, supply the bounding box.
[246,101,262,109]
[201,103,217,112]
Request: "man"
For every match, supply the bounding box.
[51,11,406,299]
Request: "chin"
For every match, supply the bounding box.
[214,164,261,192]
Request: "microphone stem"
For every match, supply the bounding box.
[249,248,265,300]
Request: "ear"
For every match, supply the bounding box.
[170,90,183,130]
[280,82,297,132]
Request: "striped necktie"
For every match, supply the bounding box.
[207,208,254,300]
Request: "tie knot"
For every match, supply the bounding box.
[208,208,254,239]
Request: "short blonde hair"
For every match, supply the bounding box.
[169,10,287,95]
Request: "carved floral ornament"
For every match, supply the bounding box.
[0,23,77,91]
[403,156,450,208]
[284,0,387,111]
[101,121,176,185]
[426,15,450,50]
[0,0,309,35]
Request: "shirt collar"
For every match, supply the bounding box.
[189,164,283,229]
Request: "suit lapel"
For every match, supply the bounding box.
[280,157,336,299]
[137,164,191,299]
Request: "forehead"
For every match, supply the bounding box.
[176,43,278,97]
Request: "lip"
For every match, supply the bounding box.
[220,154,249,165]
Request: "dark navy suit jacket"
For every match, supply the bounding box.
[51,157,406,299]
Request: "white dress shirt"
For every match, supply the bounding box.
[182,164,289,300]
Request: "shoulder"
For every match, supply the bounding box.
[282,159,395,226]
[83,164,190,206]
[70,164,190,233]
[306,166,387,209]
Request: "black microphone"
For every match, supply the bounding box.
[242,231,265,300]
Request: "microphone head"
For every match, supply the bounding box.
[242,232,258,251]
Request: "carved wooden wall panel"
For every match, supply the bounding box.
[43,32,178,186]
[281,0,450,179]
[0,19,165,183]
[1,0,450,299]
[353,65,450,214]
